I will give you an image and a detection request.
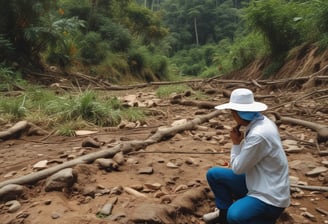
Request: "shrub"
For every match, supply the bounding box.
[79,32,108,65]
[99,19,132,52]
[127,46,154,76]
[246,0,301,56]
[0,65,26,91]
[149,55,169,80]
[229,32,268,69]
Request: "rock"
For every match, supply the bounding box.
[284,145,303,153]
[144,183,162,190]
[282,139,303,153]
[99,203,113,216]
[289,176,300,185]
[33,160,48,170]
[45,168,77,192]
[124,187,147,198]
[5,200,21,213]
[0,184,25,201]
[51,212,61,219]
[166,162,179,168]
[98,197,118,216]
[95,158,119,171]
[127,158,139,164]
[75,130,98,136]
[113,151,125,165]
[138,167,153,174]
[289,160,303,169]
[81,137,101,148]
[81,186,97,197]
[306,166,328,176]
[73,164,98,185]
[301,211,317,222]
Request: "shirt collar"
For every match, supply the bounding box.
[245,113,264,137]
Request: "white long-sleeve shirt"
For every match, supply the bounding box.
[230,114,290,208]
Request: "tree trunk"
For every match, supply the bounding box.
[194,17,199,47]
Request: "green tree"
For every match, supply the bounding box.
[187,5,204,47]
[126,3,168,44]
[246,0,301,56]
[162,0,243,52]
[0,1,84,70]
[0,0,56,68]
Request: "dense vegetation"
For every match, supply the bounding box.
[0,0,327,133]
[0,0,327,80]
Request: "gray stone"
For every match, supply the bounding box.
[113,151,125,165]
[95,158,119,170]
[99,198,117,216]
[0,184,25,201]
[51,212,61,219]
[33,160,48,170]
[5,200,21,213]
[45,168,77,192]
[138,167,153,174]
[306,166,328,176]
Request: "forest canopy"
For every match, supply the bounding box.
[0,0,327,82]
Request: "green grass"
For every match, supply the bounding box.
[0,96,27,120]
[155,84,191,98]
[0,87,145,135]
[55,118,93,136]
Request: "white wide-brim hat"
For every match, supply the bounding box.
[215,88,267,112]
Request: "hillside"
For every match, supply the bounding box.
[227,44,328,81]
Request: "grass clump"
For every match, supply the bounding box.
[0,87,145,135]
[155,84,191,98]
[0,96,27,121]
[45,90,123,127]
[55,118,93,136]
[122,107,145,122]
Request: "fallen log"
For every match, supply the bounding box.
[277,116,328,143]
[0,121,29,140]
[0,110,221,188]
[170,98,217,109]
[0,121,48,141]
[291,184,328,192]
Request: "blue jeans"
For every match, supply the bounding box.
[206,167,285,224]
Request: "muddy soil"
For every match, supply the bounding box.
[0,84,328,224]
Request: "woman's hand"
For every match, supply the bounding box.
[230,125,244,145]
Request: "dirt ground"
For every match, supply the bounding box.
[0,82,328,224]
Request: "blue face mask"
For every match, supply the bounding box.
[237,111,259,121]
